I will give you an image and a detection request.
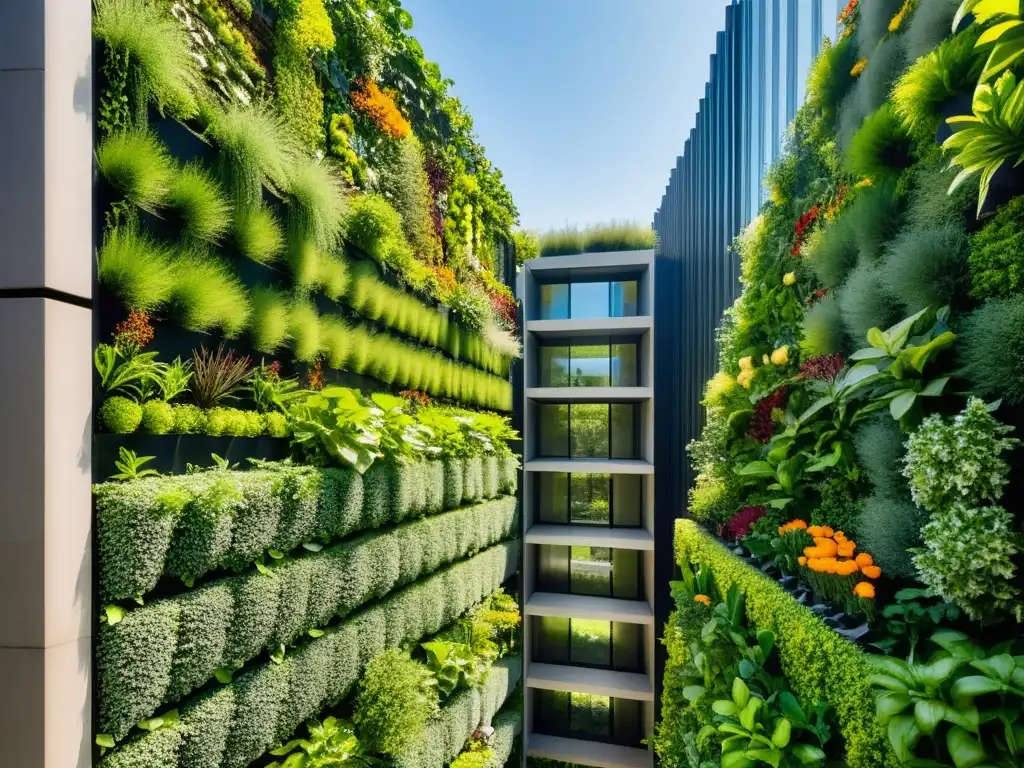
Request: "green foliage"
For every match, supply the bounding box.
[101,396,144,434]
[98,226,176,312]
[847,178,906,266]
[288,387,384,472]
[837,262,904,343]
[807,214,860,289]
[856,35,909,118]
[674,521,897,768]
[906,155,976,232]
[967,194,1024,299]
[374,135,443,264]
[513,229,540,264]
[801,295,846,356]
[110,447,159,481]
[93,0,202,123]
[268,717,376,767]
[853,415,908,499]
[169,254,251,337]
[288,299,322,362]
[343,193,410,270]
[811,478,862,538]
[287,157,348,253]
[173,404,208,434]
[958,295,1024,403]
[539,221,654,256]
[191,345,253,408]
[141,400,175,434]
[353,650,438,756]
[894,29,984,142]
[249,286,292,353]
[856,0,905,56]
[955,0,1024,81]
[165,163,232,246]
[904,0,960,61]
[856,490,926,579]
[879,224,972,314]
[234,204,285,265]
[208,101,300,211]
[421,639,487,698]
[96,131,173,212]
[846,103,913,181]
[806,35,859,134]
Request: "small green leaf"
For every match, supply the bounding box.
[267,549,285,560]
[104,605,125,626]
[214,667,234,684]
[96,734,116,749]
[308,628,325,638]
[888,715,922,762]
[914,699,947,736]
[713,699,740,717]
[683,685,706,702]
[301,542,323,552]
[732,676,751,709]
[771,717,791,748]
[946,725,988,768]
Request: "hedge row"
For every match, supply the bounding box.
[97,455,518,602]
[393,657,522,768]
[99,541,519,767]
[98,495,519,738]
[675,520,896,768]
[488,706,523,767]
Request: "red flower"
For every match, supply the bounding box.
[791,205,821,255]
[265,360,281,381]
[800,354,845,382]
[490,292,518,330]
[724,506,768,542]
[400,390,431,406]
[749,386,789,443]
[806,287,830,306]
[306,359,325,391]
[113,310,154,355]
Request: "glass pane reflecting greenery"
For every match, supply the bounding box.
[534,616,569,665]
[539,345,570,387]
[538,404,569,457]
[610,280,639,317]
[539,283,569,320]
[612,474,643,527]
[537,473,569,523]
[570,546,612,596]
[537,545,569,592]
[613,698,644,747]
[611,343,638,386]
[612,622,643,672]
[571,619,611,667]
[570,404,608,457]
[570,345,611,386]
[570,693,612,737]
[610,403,638,459]
[612,549,642,599]
[570,281,609,319]
[570,474,611,525]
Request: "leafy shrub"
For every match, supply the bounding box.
[98,227,176,312]
[845,178,905,265]
[513,229,540,263]
[855,491,926,579]
[801,295,846,356]
[374,136,443,264]
[967,195,1024,300]
[811,478,861,538]
[265,412,289,438]
[855,0,905,57]
[234,204,285,265]
[582,220,655,252]
[836,262,904,343]
[203,407,248,437]
[172,404,207,434]
[169,255,251,337]
[878,224,971,313]
[806,214,859,288]
[353,649,438,755]
[344,193,409,269]
[538,226,583,257]
[845,104,912,181]
[806,35,858,132]
[96,131,173,211]
[165,163,232,246]
[141,400,175,434]
[93,0,202,122]
[100,396,144,434]
[958,295,1024,404]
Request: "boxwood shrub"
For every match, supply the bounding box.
[674,520,896,768]
[98,496,518,737]
[96,456,518,601]
[98,541,518,767]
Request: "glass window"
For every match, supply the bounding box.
[570,404,609,458]
[612,475,643,527]
[612,698,644,746]
[610,404,638,459]
[612,622,644,672]
[612,549,643,599]
[537,473,569,524]
[570,344,611,387]
[571,693,612,738]
[570,474,611,525]
[610,280,639,317]
[538,345,570,387]
[539,284,569,320]
[537,545,569,593]
[570,546,612,596]
[538,404,569,457]
[570,281,610,319]
[571,620,611,667]
[533,616,570,665]
[533,691,645,747]
[611,343,639,386]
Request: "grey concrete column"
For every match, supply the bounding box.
[0,0,94,763]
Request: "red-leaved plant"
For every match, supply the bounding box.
[724,506,768,542]
[192,345,254,408]
[748,387,789,444]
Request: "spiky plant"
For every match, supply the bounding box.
[235,204,285,264]
[344,193,406,263]
[287,157,348,253]
[288,299,321,362]
[846,103,913,180]
[191,344,253,408]
[539,226,584,257]
[97,226,176,311]
[319,316,351,369]
[93,0,203,122]
[249,286,291,352]
[95,131,174,212]
[168,254,251,337]
[582,221,655,253]
[165,162,232,245]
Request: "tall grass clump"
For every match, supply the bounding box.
[165,162,232,245]
[168,254,251,337]
[235,204,285,264]
[806,215,859,288]
[319,316,351,369]
[855,35,908,117]
[344,194,409,267]
[904,0,960,62]
[845,104,913,181]
[98,226,176,311]
[856,491,927,579]
[287,158,347,252]
[806,36,858,135]
[855,0,905,57]
[318,253,349,301]
[93,0,203,122]
[907,155,976,231]
[836,262,904,343]
[208,101,301,210]
[95,131,173,212]
[374,136,443,264]
[958,296,1024,405]
[582,221,655,253]
[288,299,321,362]
[539,226,583,257]
[854,415,910,500]
[801,295,846,356]
[845,179,906,265]
[879,224,971,313]
[249,286,291,353]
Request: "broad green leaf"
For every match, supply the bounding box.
[714,699,741,717]
[721,751,756,768]
[791,744,827,765]
[890,391,918,421]
[947,725,988,768]
[867,327,887,350]
[917,656,966,689]
[737,460,776,478]
[771,718,791,748]
[683,685,706,701]
[920,377,950,397]
[888,715,923,761]
[952,675,1005,704]
[739,698,761,731]
[915,699,947,736]
[104,605,125,626]
[96,734,116,749]
[732,676,751,709]
[745,748,782,768]
[971,654,1016,683]
[214,667,233,684]
[876,691,913,724]
[779,692,808,726]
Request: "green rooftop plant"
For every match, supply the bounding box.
[140,400,174,434]
[93,0,203,124]
[234,204,285,264]
[538,225,583,257]
[165,162,232,246]
[97,226,176,312]
[168,254,251,337]
[96,131,173,212]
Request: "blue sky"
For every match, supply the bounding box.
[403,0,734,233]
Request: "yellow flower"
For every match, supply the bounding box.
[889,0,913,32]
[855,177,872,189]
[762,353,771,366]
[738,356,754,371]
[851,58,867,77]
[693,594,712,606]
[737,369,754,389]
[771,346,790,366]
[861,565,882,579]
[783,271,796,286]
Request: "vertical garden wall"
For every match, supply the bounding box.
[90,0,525,765]
[657,1,1024,767]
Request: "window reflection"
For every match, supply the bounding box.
[535,280,640,319]
[533,473,642,528]
[533,690,645,747]
[536,545,644,599]
[537,341,640,388]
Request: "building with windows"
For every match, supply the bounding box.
[518,250,656,767]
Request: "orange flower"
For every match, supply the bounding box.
[798,556,807,566]
[853,582,876,599]
[814,538,838,557]
[837,542,856,558]
[807,558,825,573]
[779,519,808,535]
[823,558,839,574]
[821,526,835,538]
[350,79,412,138]
[693,594,712,606]
[851,58,867,77]
[836,561,859,576]
[807,525,824,537]
[861,565,882,579]
[855,553,873,568]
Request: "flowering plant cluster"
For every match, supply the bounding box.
[113,310,155,357]
[748,387,788,443]
[838,0,858,39]
[350,78,412,139]
[787,522,882,617]
[723,505,767,541]
[850,58,867,78]
[799,354,844,383]
[791,205,820,255]
[888,0,916,33]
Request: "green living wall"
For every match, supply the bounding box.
[657,1,1024,767]
[90,0,525,764]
